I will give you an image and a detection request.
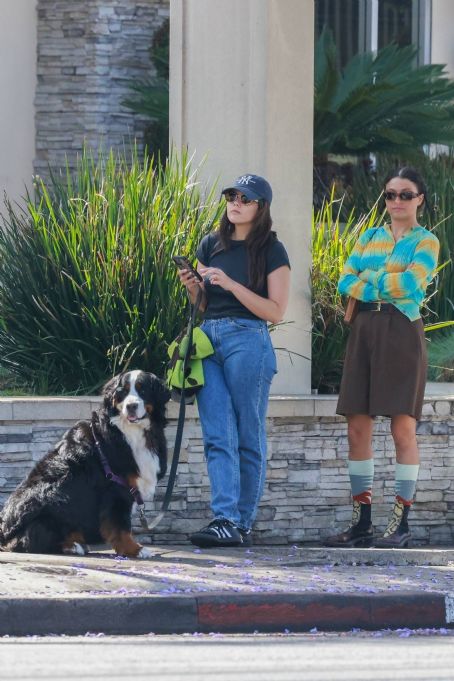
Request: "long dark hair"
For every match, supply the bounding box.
[216,202,275,291]
[383,166,431,214]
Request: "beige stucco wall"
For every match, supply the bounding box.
[0,0,37,205]
[170,0,314,395]
[431,0,454,75]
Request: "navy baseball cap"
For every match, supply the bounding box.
[222,174,273,204]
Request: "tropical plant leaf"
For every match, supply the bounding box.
[314,27,454,156]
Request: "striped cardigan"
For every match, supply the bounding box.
[338,224,440,321]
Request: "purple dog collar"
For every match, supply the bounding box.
[91,423,145,507]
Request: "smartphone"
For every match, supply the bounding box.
[172,255,203,282]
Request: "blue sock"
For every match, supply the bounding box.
[348,458,374,504]
[395,463,419,505]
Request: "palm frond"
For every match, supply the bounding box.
[315,28,454,156]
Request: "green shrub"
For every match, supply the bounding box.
[315,27,454,159]
[0,147,222,394]
[428,330,454,382]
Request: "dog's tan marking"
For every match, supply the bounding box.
[62,531,86,550]
[127,474,140,490]
[100,522,143,558]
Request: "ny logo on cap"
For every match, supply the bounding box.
[236,175,255,185]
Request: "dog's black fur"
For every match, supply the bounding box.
[0,371,170,559]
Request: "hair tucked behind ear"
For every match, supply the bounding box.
[218,203,274,291]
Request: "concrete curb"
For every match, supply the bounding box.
[1,592,453,636]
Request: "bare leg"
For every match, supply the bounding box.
[347,414,374,459]
[390,415,419,464]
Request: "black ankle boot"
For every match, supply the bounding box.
[374,500,411,548]
[324,501,374,547]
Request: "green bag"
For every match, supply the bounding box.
[166,326,214,401]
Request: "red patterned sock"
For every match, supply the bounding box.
[396,494,413,507]
[353,490,372,505]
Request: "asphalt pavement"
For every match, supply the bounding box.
[1,544,454,636]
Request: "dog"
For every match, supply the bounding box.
[0,370,170,559]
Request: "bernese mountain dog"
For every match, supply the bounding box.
[0,370,170,559]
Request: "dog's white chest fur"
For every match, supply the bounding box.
[112,420,159,500]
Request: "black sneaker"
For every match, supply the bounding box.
[238,528,253,546]
[189,519,243,548]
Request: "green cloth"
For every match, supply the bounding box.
[167,327,214,391]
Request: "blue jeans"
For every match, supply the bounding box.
[196,317,277,531]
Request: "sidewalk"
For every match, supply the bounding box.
[1,545,454,636]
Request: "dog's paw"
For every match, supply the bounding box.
[63,542,87,556]
[137,546,154,559]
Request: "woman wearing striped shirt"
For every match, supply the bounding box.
[325,167,440,548]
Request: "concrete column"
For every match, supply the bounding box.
[170,0,314,395]
[431,0,454,76]
[0,0,37,205]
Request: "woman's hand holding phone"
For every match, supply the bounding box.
[173,255,204,292]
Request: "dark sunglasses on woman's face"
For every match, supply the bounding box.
[384,190,421,201]
[223,190,258,205]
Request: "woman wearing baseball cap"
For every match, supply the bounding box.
[178,173,290,547]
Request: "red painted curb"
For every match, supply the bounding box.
[0,592,451,636]
[197,593,449,633]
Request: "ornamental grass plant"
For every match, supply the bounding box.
[427,330,454,382]
[311,192,382,393]
[0,148,222,394]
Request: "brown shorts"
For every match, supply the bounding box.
[336,306,427,419]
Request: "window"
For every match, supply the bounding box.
[315,0,432,67]
[378,0,413,49]
[315,0,360,67]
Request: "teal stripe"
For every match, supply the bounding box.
[395,463,419,481]
[348,459,374,497]
[395,463,419,502]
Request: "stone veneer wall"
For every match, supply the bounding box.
[35,0,169,179]
[0,395,453,546]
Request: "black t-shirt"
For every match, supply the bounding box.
[196,232,291,320]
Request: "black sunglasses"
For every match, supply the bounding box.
[384,190,421,201]
[223,190,259,205]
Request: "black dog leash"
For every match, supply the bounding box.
[145,287,203,530]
